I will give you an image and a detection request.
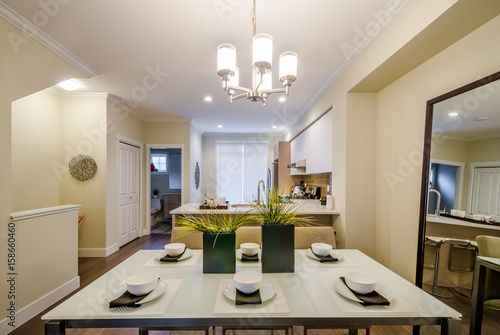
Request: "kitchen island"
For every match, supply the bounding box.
[170,200,340,228]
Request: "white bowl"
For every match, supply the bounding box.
[240,242,260,256]
[450,209,465,217]
[344,271,377,294]
[311,242,333,256]
[164,243,185,256]
[233,270,263,294]
[126,272,159,295]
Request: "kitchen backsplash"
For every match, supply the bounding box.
[291,172,332,198]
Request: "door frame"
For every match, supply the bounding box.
[467,161,500,213]
[430,158,465,211]
[117,135,144,245]
[145,144,185,235]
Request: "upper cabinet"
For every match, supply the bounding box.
[290,109,332,175]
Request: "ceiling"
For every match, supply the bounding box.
[2,0,402,134]
[433,78,500,141]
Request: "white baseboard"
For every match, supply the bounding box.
[0,276,80,334]
[79,243,118,257]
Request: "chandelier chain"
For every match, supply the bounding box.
[251,0,257,37]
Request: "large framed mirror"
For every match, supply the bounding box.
[416,70,500,296]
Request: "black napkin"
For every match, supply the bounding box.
[241,252,259,262]
[160,247,186,262]
[339,277,390,306]
[235,289,262,305]
[310,247,338,262]
[109,290,149,308]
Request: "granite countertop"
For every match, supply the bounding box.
[170,200,340,215]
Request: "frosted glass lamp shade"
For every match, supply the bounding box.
[253,69,272,90]
[252,33,273,68]
[279,51,297,80]
[217,44,236,74]
[228,67,239,87]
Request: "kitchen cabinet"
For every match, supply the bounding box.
[274,141,294,192]
[290,109,332,175]
[164,193,181,219]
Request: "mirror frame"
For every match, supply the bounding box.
[415,70,500,287]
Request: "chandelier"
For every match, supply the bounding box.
[216,0,297,106]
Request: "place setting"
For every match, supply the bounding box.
[320,271,416,313]
[90,272,182,316]
[213,270,289,314]
[299,243,357,267]
[143,242,202,267]
[236,242,261,266]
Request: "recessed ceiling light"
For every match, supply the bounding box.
[204,96,213,102]
[279,97,286,102]
[272,125,278,129]
[448,111,459,117]
[217,124,223,128]
[57,79,82,91]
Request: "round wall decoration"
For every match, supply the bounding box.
[195,162,200,189]
[69,154,98,182]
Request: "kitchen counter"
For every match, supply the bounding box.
[170,200,339,228]
[170,200,340,215]
[426,215,500,232]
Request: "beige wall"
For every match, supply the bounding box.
[11,90,62,211]
[286,0,500,282]
[144,121,192,204]
[201,133,284,201]
[60,96,108,249]
[106,99,145,247]
[0,17,86,329]
[190,123,203,203]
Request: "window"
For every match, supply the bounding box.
[151,154,167,172]
[216,143,267,204]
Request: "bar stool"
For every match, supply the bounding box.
[446,238,478,298]
[423,236,454,298]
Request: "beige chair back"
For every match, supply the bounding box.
[294,226,336,249]
[236,226,262,248]
[171,227,203,249]
[476,235,500,309]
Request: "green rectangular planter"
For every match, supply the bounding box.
[261,224,295,273]
[203,233,236,273]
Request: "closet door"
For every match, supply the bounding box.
[471,167,500,215]
[118,142,140,247]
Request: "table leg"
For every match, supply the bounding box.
[45,320,65,335]
[348,330,358,335]
[441,317,461,335]
[470,261,487,335]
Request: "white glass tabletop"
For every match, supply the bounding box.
[42,249,460,333]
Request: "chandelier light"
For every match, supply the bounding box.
[217,0,297,105]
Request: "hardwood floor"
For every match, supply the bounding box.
[10,234,500,335]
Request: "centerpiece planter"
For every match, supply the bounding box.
[203,232,236,273]
[255,188,315,273]
[261,224,295,273]
[175,207,254,274]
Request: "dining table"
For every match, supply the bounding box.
[469,256,500,334]
[43,249,461,335]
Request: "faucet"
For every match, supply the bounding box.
[428,189,441,216]
[257,180,265,204]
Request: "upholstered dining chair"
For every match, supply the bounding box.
[294,226,336,249]
[475,235,500,310]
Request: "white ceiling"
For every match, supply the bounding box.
[433,78,500,140]
[2,0,402,134]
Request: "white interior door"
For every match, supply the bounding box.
[471,167,500,215]
[119,142,140,247]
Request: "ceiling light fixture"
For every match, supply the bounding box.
[57,79,82,91]
[216,0,297,106]
[448,111,459,117]
[217,124,223,128]
[204,96,213,102]
[278,97,286,102]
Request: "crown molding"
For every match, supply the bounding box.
[45,87,107,99]
[434,132,500,142]
[107,95,146,121]
[287,0,408,130]
[144,118,191,123]
[0,2,98,78]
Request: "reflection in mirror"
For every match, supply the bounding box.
[416,72,500,320]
